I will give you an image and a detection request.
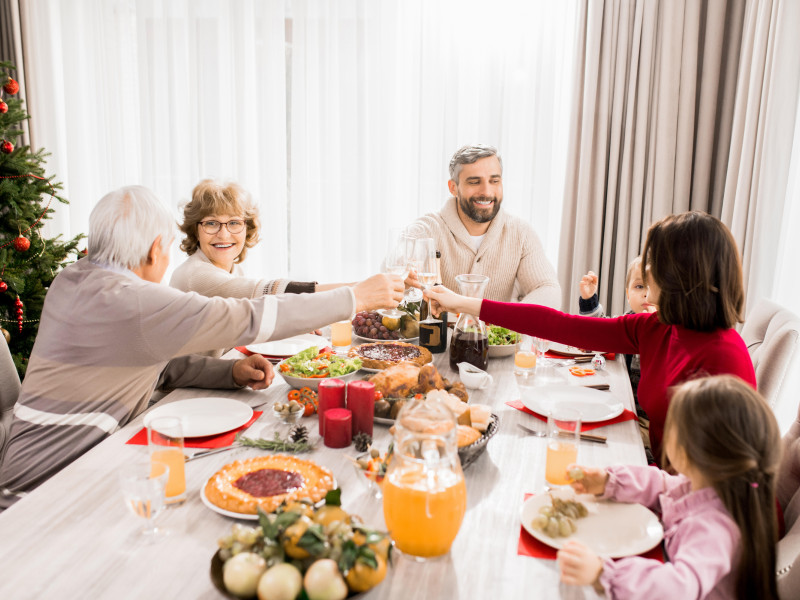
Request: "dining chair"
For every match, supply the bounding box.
[0,335,20,465]
[741,299,800,435]
[777,397,800,597]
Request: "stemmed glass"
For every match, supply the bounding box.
[119,461,170,539]
[413,238,439,323]
[379,232,414,319]
[533,336,552,367]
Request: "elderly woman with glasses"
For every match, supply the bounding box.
[170,180,350,355]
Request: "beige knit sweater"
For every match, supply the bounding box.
[408,198,561,308]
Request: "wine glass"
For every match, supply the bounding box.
[413,238,439,323]
[379,232,414,319]
[118,461,170,539]
[533,336,552,366]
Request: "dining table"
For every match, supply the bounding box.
[0,338,647,599]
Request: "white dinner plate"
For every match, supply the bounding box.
[548,342,595,358]
[144,398,253,438]
[246,334,329,358]
[201,486,258,520]
[520,492,663,558]
[520,385,624,423]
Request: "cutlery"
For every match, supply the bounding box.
[583,383,610,391]
[517,423,607,444]
[184,445,239,462]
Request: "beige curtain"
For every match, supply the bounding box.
[0,0,29,144]
[559,0,745,315]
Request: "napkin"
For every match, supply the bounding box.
[517,493,664,562]
[125,411,262,448]
[505,400,637,432]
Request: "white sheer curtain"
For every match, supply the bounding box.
[22,0,577,283]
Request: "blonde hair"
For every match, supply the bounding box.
[178,180,260,264]
[625,256,643,289]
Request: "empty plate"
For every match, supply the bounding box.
[144,398,254,438]
[246,334,329,358]
[520,385,624,423]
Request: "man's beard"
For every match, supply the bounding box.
[457,194,501,224]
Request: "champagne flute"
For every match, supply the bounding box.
[414,238,439,323]
[533,336,552,366]
[379,232,413,319]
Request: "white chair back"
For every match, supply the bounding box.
[741,299,800,435]
[0,335,21,465]
[777,399,800,597]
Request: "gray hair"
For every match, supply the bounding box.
[88,186,175,270]
[448,144,503,182]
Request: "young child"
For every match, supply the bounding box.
[557,375,781,599]
[425,211,757,464]
[578,257,656,461]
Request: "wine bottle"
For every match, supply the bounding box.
[419,251,448,353]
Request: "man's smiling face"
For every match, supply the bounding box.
[451,156,503,225]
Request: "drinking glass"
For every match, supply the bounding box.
[413,237,439,323]
[330,320,352,353]
[147,416,186,504]
[514,335,536,373]
[533,336,553,367]
[545,407,581,488]
[118,461,170,537]
[380,231,414,319]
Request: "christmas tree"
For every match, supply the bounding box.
[0,62,82,377]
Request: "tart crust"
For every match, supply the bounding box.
[204,455,334,515]
[348,341,433,370]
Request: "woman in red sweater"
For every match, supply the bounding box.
[425,211,756,464]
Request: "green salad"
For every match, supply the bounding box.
[487,325,521,346]
[279,346,362,378]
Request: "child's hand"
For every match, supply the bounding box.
[568,464,608,496]
[558,540,604,590]
[579,271,598,300]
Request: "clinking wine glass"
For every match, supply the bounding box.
[533,336,553,367]
[379,232,414,319]
[414,237,439,323]
[119,460,170,538]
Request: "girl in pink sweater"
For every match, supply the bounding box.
[424,211,756,463]
[558,375,781,599]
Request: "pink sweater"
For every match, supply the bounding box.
[479,302,756,461]
[599,465,739,600]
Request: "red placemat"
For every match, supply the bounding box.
[518,493,664,562]
[235,346,255,356]
[505,400,636,431]
[126,411,262,448]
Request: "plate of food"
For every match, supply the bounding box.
[143,398,253,438]
[245,333,329,358]
[548,342,596,358]
[520,384,624,423]
[277,346,363,392]
[348,341,432,372]
[487,324,521,357]
[520,491,663,558]
[352,310,419,343]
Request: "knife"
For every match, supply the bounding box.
[583,383,610,391]
[517,423,607,444]
[184,445,239,462]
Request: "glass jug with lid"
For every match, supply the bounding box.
[449,274,490,371]
[382,395,467,560]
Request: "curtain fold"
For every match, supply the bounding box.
[1,0,29,144]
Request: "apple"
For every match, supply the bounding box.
[223,552,267,598]
[303,559,348,600]
[257,563,303,600]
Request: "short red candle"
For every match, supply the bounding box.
[323,408,352,448]
[318,379,346,436]
[347,380,375,437]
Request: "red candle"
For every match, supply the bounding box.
[318,379,346,436]
[323,408,352,448]
[347,380,375,437]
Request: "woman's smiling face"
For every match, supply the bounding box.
[197,213,246,271]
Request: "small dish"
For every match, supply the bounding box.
[457,363,494,390]
[272,403,303,425]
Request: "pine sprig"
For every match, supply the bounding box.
[236,432,313,453]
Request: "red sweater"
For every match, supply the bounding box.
[481,301,756,462]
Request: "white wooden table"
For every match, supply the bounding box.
[0,346,645,599]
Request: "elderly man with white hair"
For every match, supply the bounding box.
[0,186,403,508]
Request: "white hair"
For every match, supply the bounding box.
[88,186,175,270]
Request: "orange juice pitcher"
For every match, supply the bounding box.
[383,395,466,560]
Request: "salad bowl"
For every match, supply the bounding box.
[487,325,520,358]
[277,346,363,392]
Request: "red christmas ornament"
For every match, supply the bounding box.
[3,78,19,95]
[15,297,23,333]
[13,236,30,252]
[0,100,7,113]
[0,280,7,293]
[1,140,13,154]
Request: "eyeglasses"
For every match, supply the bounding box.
[198,219,246,235]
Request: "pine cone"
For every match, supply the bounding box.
[353,432,372,453]
[289,424,309,444]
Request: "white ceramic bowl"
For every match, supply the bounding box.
[488,342,518,358]
[278,361,363,392]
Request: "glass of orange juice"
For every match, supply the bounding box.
[330,320,353,352]
[147,416,186,504]
[545,407,581,488]
[514,334,536,373]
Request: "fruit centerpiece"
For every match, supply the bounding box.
[213,490,390,600]
[352,301,420,341]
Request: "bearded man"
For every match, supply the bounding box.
[406,144,561,306]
